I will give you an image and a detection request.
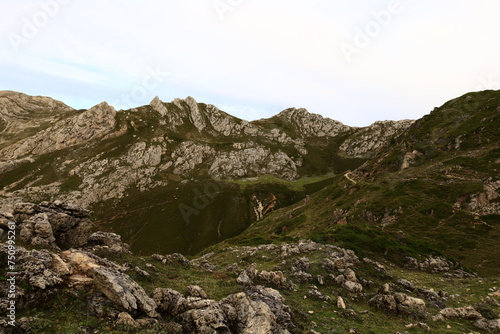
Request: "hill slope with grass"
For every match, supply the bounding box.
[219,90,500,277]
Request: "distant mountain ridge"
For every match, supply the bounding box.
[0,90,413,211]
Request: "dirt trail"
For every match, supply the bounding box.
[344,172,357,184]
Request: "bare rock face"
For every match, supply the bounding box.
[401,150,423,170]
[126,142,163,168]
[275,108,351,138]
[323,247,359,271]
[0,243,158,320]
[339,120,414,158]
[245,286,295,333]
[0,92,418,213]
[0,91,75,137]
[237,263,259,286]
[0,101,116,160]
[180,300,230,334]
[0,234,157,319]
[456,179,500,215]
[115,312,140,329]
[14,201,92,250]
[14,247,65,290]
[186,285,208,299]
[210,146,299,180]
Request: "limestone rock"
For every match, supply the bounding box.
[14,201,92,249]
[343,280,363,293]
[221,292,274,333]
[153,288,188,316]
[186,285,208,299]
[258,271,286,286]
[0,101,116,160]
[474,318,500,332]
[339,120,413,158]
[62,250,157,317]
[85,231,131,257]
[401,150,423,170]
[245,286,295,333]
[457,179,500,216]
[369,285,426,315]
[291,257,310,272]
[291,271,313,283]
[274,108,351,138]
[397,279,416,291]
[209,146,299,180]
[337,296,346,309]
[153,285,295,333]
[180,298,231,333]
[433,307,483,321]
[116,312,140,329]
[237,264,259,286]
[307,286,330,301]
[0,91,74,138]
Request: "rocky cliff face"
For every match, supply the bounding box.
[0,101,116,162]
[339,120,414,158]
[0,91,75,140]
[273,107,352,138]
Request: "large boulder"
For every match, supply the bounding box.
[474,318,500,332]
[13,201,92,249]
[153,285,295,333]
[433,307,483,321]
[61,250,157,317]
[369,284,426,315]
[85,231,131,257]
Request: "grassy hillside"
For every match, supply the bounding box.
[214,90,500,277]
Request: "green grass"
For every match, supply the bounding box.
[228,173,336,192]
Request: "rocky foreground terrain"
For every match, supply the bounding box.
[0,90,499,333]
[0,201,499,333]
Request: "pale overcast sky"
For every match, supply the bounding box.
[1,0,499,126]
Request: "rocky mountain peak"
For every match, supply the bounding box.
[82,101,116,122]
[0,90,73,114]
[0,99,117,161]
[0,91,75,138]
[273,107,352,137]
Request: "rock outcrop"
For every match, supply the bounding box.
[154,285,295,333]
[0,244,157,318]
[340,120,414,158]
[62,250,158,317]
[274,108,351,138]
[0,91,74,138]
[85,231,131,257]
[369,284,426,315]
[0,101,116,161]
[13,201,92,250]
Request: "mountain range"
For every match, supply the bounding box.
[0,90,499,333]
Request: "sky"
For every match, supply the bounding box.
[1,0,499,126]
